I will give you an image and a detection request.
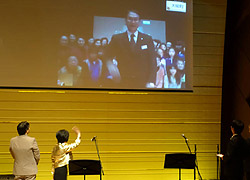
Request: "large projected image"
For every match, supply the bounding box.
[0,0,193,91]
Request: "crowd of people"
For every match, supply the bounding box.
[57,33,186,89]
[154,40,185,88]
[56,10,186,89]
[57,34,111,87]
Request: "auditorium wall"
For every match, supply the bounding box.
[0,0,226,179]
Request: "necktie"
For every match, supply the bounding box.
[130,34,135,47]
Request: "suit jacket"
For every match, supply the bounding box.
[245,138,250,177]
[80,59,104,87]
[107,31,156,88]
[223,134,247,179]
[9,135,40,175]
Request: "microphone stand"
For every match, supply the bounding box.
[217,144,220,180]
[93,137,104,179]
[183,137,203,180]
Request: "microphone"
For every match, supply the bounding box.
[91,136,97,141]
[181,134,188,141]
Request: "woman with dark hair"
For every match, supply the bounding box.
[51,126,81,180]
[166,47,177,65]
[159,42,167,58]
[155,48,166,88]
[164,64,181,88]
[176,59,185,88]
[98,37,109,61]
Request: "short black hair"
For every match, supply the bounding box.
[17,121,30,135]
[231,119,244,134]
[94,38,101,45]
[56,129,69,143]
[160,42,167,47]
[176,59,185,63]
[101,37,109,44]
[127,10,140,19]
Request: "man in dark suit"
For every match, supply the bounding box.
[9,121,40,180]
[218,120,247,180]
[107,10,156,88]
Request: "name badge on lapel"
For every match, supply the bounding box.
[141,44,148,50]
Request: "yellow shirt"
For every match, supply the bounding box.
[51,134,81,172]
